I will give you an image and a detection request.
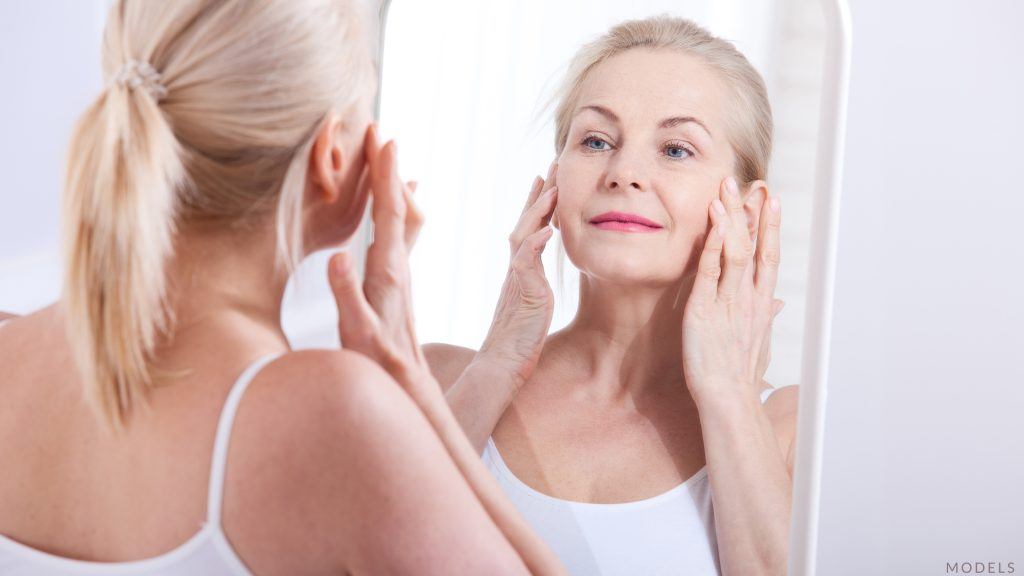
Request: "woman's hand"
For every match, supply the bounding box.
[327,125,433,398]
[682,176,785,405]
[475,163,559,388]
[326,131,566,575]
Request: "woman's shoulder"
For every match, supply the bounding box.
[238,348,420,454]
[223,348,524,574]
[761,384,800,476]
[222,348,443,570]
[422,342,477,391]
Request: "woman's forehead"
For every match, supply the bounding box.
[576,49,726,127]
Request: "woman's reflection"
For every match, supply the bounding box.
[426,16,798,575]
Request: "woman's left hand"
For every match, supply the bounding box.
[681,176,785,405]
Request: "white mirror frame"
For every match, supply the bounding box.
[371,2,852,575]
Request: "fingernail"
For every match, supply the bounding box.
[727,177,739,199]
[331,252,349,276]
[770,196,780,212]
[713,198,726,215]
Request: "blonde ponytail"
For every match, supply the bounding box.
[63,73,183,430]
[61,0,370,430]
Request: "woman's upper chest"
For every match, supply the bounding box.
[492,373,707,504]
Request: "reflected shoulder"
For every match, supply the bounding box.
[422,342,477,392]
[763,385,800,476]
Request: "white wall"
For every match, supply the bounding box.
[0,1,107,312]
[815,1,1024,573]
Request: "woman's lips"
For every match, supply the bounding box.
[589,211,663,233]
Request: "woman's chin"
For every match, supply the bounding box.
[569,246,684,287]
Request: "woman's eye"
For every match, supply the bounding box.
[665,144,693,159]
[583,136,611,151]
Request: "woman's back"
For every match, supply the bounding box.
[0,306,525,574]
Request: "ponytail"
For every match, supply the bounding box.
[62,76,183,430]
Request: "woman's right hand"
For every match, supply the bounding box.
[475,163,559,388]
[328,132,565,575]
[327,125,434,401]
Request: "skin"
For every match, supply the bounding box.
[428,48,799,575]
[0,76,562,572]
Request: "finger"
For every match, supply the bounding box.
[692,201,727,304]
[544,161,558,192]
[327,251,379,350]
[509,185,558,253]
[717,177,753,303]
[366,141,409,283]
[754,193,782,300]
[520,176,545,216]
[403,181,424,250]
[364,123,382,165]
[511,225,555,293]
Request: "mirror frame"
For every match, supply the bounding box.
[371,2,852,574]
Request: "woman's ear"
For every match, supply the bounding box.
[742,180,769,241]
[310,113,347,205]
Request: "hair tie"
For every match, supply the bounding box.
[113,59,168,100]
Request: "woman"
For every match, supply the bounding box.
[0,1,564,574]
[427,16,798,576]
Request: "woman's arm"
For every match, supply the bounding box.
[325,127,564,575]
[682,177,793,576]
[695,389,796,576]
[0,312,18,322]
[442,164,560,451]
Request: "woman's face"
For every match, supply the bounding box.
[555,48,740,286]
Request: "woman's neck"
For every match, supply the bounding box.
[158,224,291,354]
[555,273,696,399]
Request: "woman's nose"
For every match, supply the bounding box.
[603,151,647,192]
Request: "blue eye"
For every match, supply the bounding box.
[583,136,611,151]
[665,144,692,159]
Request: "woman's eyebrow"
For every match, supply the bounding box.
[577,105,713,141]
[660,116,713,140]
[576,104,619,123]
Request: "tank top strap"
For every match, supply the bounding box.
[206,352,283,526]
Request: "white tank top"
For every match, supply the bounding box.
[482,385,787,576]
[0,351,282,576]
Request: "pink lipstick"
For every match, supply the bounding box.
[589,211,663,232]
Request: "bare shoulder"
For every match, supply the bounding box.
[763,385,800,475]
[223,348,522,574]
[422,342,477,392]
[222,348,415,572]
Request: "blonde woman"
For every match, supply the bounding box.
[0,1,566,574]
[427,16,799,576]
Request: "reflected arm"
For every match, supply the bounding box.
[696,387,798,576]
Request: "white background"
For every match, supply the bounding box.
[815,0,1024,573]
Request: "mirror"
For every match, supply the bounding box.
[368,0,850,574]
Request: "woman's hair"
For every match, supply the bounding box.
[551,15,774,292]
[553,15,773,186]
[62,0,371,429]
